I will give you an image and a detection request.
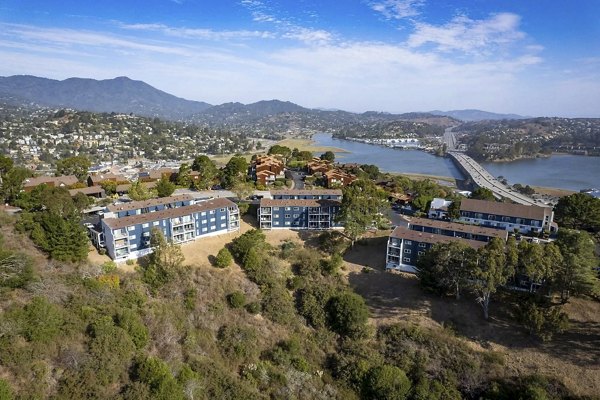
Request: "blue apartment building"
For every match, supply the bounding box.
[258,189,343,230]
[386,216,507,273]
[99,195,239,261]
[458,198,557,234]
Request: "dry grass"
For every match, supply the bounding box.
[532,186,575,198]
[339,234,600,397]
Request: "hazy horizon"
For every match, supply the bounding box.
[0,0,599,117]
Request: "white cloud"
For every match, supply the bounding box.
[120,23,275,40]
[407,13,526,54]
[369,0,425,20]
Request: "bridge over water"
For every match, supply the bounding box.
[448,151,539,206]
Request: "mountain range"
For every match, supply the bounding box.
[0,75,528,122]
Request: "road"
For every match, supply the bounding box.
[448,152,539,206]
[443,126,458,151]
[286,169,305,190]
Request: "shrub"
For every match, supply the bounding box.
[230,229,267,262]
[115,309,149,349]
[23,297,64,343]
[362,364,411,400]
[0,251,34,288]
[297,285,336,329]
[519,300,569,341]
[0,379,14,400]
[245,301,261,314]
[217,325,259,362]
[214,247,233,268]
[321,253,343,275]
[133,356,184,400]
[101,261,117,273]
[184,288,197,310]
[261,284,296,325]
[327,292,370,339]
[227,291,246,309]
[125,259,135,266]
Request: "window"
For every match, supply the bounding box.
[274,214,280,218]
[142,223,149,228]
[285,214,291,218]
[273,207,280,211]
[293,207,299,211]
[404,240,412,245]
[220,215,226,220]
[488,215,495,220]
[220,223,226,228]
[210,225,216,230]
[285,221,291,226]
[153,221,160,226]
[210,218,216,222]
[129,235,136,240]
[128,226,135,231]
[201,211,206,216]
[418,243,426,248]
[201,219,207,224]
[285,207,291,211]
[403,257,411,262]
[404,249,411,254]
[220,208,225,212]
[418,251,425,256]
[209,210,215,214]
[202,227,208,232]
[293,214,299,218]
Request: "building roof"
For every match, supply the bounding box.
[88,172,127,183]
[106,194,194,212]
[270,189,343,196]
[23,175,78,188]
[406,216,508,240]
[102,197,236,230]
[390,226,486,249]
[260,198,341,208]
[69,186,105,196]
[460,198,551,221]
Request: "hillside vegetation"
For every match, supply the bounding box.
[0,212,597,400]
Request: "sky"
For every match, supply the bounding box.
[0,0,599,117]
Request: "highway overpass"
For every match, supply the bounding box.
[448,151,540,206]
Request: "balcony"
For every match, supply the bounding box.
[172,216,193,226]
[260,207,272,213]
[113,229,128,239]
[114,238,129,249]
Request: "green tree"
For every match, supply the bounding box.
[128,181,153,201]
[471,238,511,319]
[554,229,599,302]
[176,163,192,187]
[56,155,91,181]
[337,179,389,246]
[227,291,246,309]
[191,155,219,190]
[221,155,248,189]
[554,193,600,232]
[517,241,548,289]
[327,292,370,339]
[268,145,292,161]
[141,228,184,288]
[23,297,64,343]
[0,155,14,177]
[100,180,117,196]
[1,167,32,204]
[417,241,476,299]
[214,247,233,268]
[155,175,175,198]
[470,187,495,201]
[447,199,461,220]
[320,151,335,162]
[231,180,254,201]
[363,364,411,400]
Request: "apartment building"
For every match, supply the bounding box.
[258,189,342,230]
[386,216,507,273]
[99,195,239,261]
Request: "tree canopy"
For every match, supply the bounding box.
[554,193,600,232]
[55,156,91,181]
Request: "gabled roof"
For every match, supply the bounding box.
[460,198,551,220]
[23,175,78,188]
[406,216,508,240]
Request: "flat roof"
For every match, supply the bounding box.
[106,194,194,212]
[390,226,486,249]
[102,197,235,230]
[270,189,342,196]
[406,216,508,240]
[260,198,341,208]
[460,198,551,221]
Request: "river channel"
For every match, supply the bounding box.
[312,133,600,191]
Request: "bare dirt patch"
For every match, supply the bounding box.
[342,234,600,397]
